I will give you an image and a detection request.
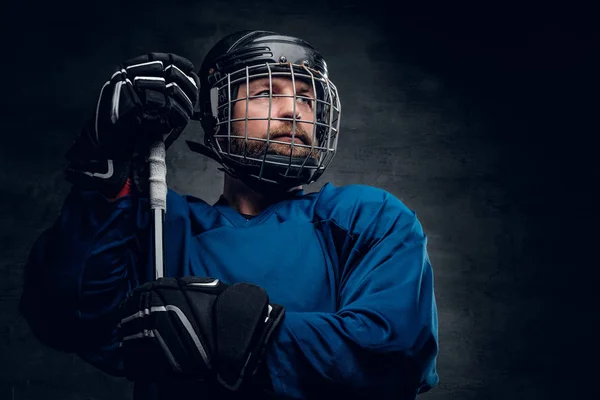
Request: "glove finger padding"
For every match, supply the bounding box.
[121,57,170,139]
[119,289,170,382]
[214,283,285,391]
[95,69,143,154]
[124,52,198,116]
[165,65,197,112]
[128,53,199,144]
[119,277,227,381]
[164,61,200,132]
[152,278,221,376]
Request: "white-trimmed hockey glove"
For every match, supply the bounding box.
[117,277,285,392]
[65,53,200,197]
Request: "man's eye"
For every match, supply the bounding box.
[256,90,271,97]
[298,96,314,107]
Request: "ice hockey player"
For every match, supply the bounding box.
[20,30,439,400]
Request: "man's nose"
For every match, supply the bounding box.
[275,93,302,121]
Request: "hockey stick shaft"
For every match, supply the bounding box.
[148,140,167,279]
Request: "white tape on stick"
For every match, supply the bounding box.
[148,141,167,211]
[148,140,167,279]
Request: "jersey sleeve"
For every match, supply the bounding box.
[264,185,439,399]
[20,187,152,376]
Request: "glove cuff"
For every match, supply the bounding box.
[214,283,285,391]
[65,158,131,198]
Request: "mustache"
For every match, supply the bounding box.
[265,126,313,145]
[228,124,319,161]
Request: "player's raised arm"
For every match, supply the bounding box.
[19,53,199,375]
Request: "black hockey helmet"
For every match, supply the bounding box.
[186,30,341,194]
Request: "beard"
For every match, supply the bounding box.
[226,126,320,163]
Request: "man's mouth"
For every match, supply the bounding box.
[271,132,307,145]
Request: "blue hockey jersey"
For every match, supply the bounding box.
[20,182,439,399]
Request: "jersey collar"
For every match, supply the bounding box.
[213,188,304,226]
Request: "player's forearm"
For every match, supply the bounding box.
[265,308,438,399]
[265,234,439,398]
[20,187,142,354]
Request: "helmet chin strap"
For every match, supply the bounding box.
[185,139,243,180]
[185,139,223,163]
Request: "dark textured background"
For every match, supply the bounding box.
[1,1,598,399]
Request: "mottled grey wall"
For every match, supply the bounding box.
[1,1,598,399]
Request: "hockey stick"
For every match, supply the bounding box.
[148,140,167,279]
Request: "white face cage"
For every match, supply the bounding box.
[207,62,342,185]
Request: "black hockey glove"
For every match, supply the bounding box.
[65,53,200,196]
[117,277,285,392]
